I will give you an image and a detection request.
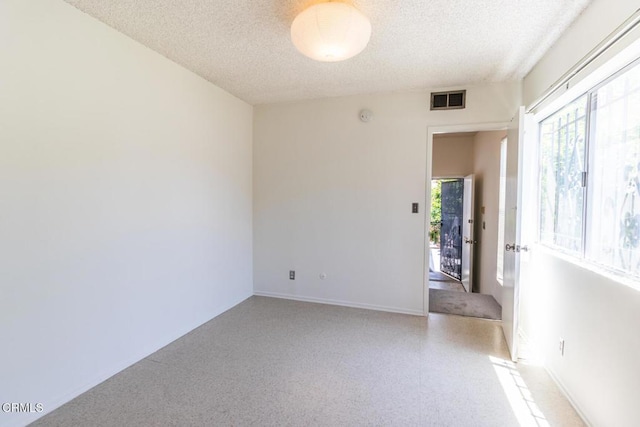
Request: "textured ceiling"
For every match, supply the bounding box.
[63,0,592,105]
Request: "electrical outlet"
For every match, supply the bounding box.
[289,270,295,280]
[559,338,565,356]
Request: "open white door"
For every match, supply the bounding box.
[502,107,525,361]
[461,175,474,292]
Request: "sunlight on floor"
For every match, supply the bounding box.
[490,356,549,427]
[517,333,546,367]
[429,245,441,272]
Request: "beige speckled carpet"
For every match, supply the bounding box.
[30,296,582,426]
[429,288,502,320]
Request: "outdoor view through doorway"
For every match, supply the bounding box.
[438,179,464,281]
[429,177,473,291]
[428,175,502,321]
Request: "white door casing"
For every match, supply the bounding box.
[461,175,474,292]
[502,107,525,362]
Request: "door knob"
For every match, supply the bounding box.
[505,243,516,252]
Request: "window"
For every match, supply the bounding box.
[587,62,640,276]
[496,138,507,284]
[538,95,588,253]
[538,58,640,278]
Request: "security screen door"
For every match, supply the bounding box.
[440,179,464,280]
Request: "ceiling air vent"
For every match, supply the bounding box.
[430,90,466,110]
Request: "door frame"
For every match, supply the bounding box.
[424,122,510,316]
[461,174,474,292]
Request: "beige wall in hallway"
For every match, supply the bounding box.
[432,134,474,177]
[472,131,506,304]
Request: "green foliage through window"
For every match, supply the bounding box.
[538,58,640,278]
[430,180,441,244]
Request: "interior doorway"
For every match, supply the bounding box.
[427,131,505,321]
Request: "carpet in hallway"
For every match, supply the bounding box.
[429,280,465,292]
[429,288,502,320]
[428,270,455,282]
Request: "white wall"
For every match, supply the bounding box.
[0,2,253,426]
[523,0,640,108]
[472,131,506,303]
[521,1,640,425]
[253,83,520,315]
[520,250,640,427]
[432,134,474,177]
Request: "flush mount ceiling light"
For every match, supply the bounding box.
[291,2,372,62]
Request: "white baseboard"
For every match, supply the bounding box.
[516,329,591,426]
[253,290,424,316]
[544,366,592,427]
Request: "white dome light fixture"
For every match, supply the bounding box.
[291,2,372,62]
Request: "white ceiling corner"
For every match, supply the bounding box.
[62,0,592,105]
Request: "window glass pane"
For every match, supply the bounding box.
[587,62,640,277]
[539,95,588,252]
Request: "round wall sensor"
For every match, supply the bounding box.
[359,109,373,122]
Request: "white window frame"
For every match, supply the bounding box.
[536,55,640,283]
[537,94,589,256]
